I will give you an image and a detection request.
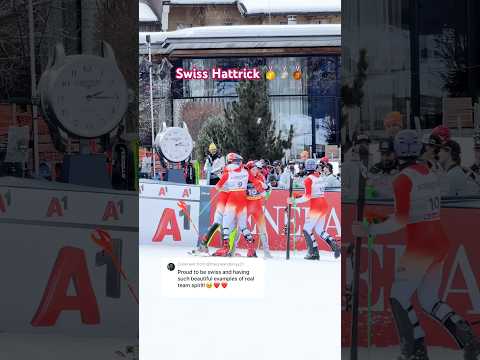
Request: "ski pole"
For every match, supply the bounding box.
[292,202,297,256]
[177,200,200,236]
[351,152,369,360]
[367,232,376,354]
[286,176,294,260]
[91,229,139,304]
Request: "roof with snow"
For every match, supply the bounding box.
[163,0,236,4]
[238,0,341,16]
[139,24,340,54]
[139,2,159,22]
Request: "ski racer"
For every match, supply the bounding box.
[213,153,263,257]
[352,129,480,360]
[287,158,341,260]
[245,160,272,259]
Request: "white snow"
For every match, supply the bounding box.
[341,346,464,359]
[139,1,159,22]
[238,0,341,16]
[140,244,341,360]
[139,24,341,53]
[0,334,135,360]
[168,0,236,4]
[141,23,340,42]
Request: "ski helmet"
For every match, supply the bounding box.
[254,161,264,169]
[431,125,450,143]
[394,130,422,158]
[245,160,255,170]
[305,158,317,172]
[320,156,329,164]
[226,152,243,164]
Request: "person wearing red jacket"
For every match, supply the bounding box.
[287,158,340,260]
[213,153,263,257]
[245,160,272,259]
[352,130,480,360]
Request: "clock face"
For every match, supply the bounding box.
[157,127,193,162]
[45,55,128,138]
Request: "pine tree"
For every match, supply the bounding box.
[222,78,293,161]
[341,48,368,149]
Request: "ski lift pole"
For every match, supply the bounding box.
[367,230,374,349]
[292,202,297,256]
[285,175,293,260]
[147,34,156,179]
[28,0,39,176]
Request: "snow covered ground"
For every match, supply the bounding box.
[140,244,341,360]
[0,334,135,360]
[341,346,464,359]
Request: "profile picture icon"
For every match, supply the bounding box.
[167,263,175,271]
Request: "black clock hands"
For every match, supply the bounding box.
[86,90,104,99]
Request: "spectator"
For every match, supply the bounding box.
[420,133,442,171]
[300,150,309,161]
[267,160,282,188]
[322,163,340,188]
[369,138,398,175]
[185,158,196,184]
[383,111,403,138]
[468,134,480,186]
[438,140,477,196]
[431,125,451,144]
[204,143,225,185]
[279,160,295,189]
[367,138,398,197]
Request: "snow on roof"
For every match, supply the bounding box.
[237,0,341,16]
[139,2,159,21]
[166,0,236,4]
[139,24,340,54]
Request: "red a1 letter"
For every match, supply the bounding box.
[31,246,100,326]
[102,201,119,221]
[152,208,181,242]
[46,197,63,217]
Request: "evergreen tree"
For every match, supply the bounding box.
[195,115,228,161]
[223,78,293,161]
[341,48,368,149]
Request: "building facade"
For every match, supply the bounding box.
[140,24,341,157]
[139,0,340,32]
[343,0,480,136]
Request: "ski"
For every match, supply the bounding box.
[187,250,211,257]
[187,250,248,257]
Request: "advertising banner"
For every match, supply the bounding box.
[0,178,138,336]
[139,181,341,251]
[341,200,480,348]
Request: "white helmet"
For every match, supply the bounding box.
[305,158,317,171]
[394,129,422,158]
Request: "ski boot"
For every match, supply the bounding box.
[397,338,429,360]
[304,247,320,260]
[263,249,273,259]
[246,241,257,258]
[213,240,232,257]
[459,320,480,360]
[330,239,341,259]
[196,238,209,254]
[321,231,341,258]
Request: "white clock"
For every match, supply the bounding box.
[155,122,193,163]
[39,41,128,138]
